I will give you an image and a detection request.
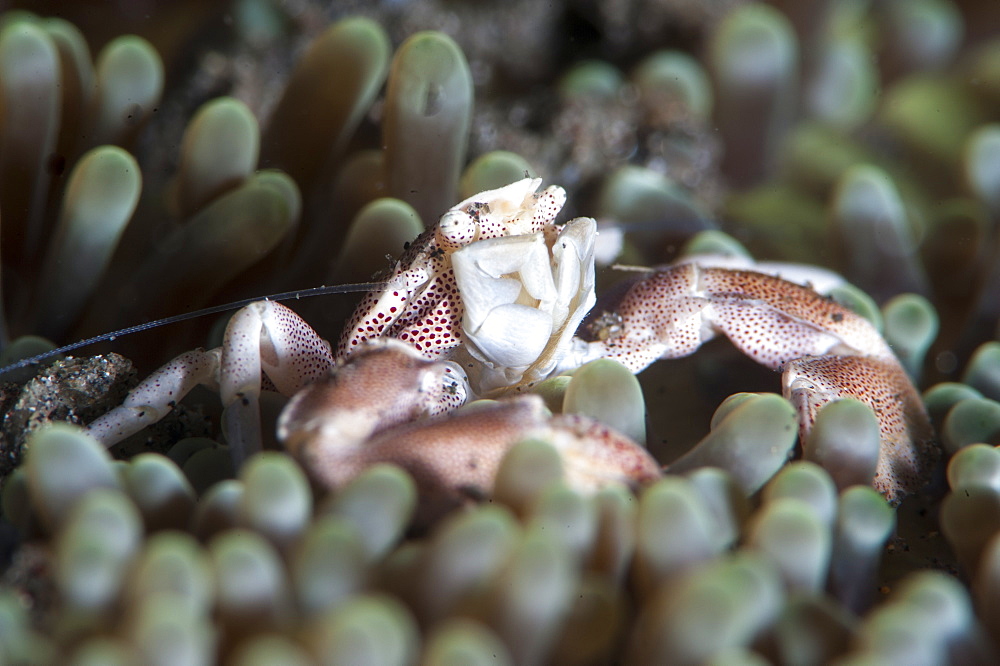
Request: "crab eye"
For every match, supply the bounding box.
[437,210,477,249]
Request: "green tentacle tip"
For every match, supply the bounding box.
[494,439,565,515]
[423,619,513,666]
[924,382,983,428]
[91,35,163,145]
[629,553,782,662]
[880,75,984,165]
[529,375,572,414]
[632,50,712,119]
[0,17,60,239]
[558,60,623,100]
[836,486,895,547]
[191,479,243,541]
[681,231,751,260]
[882,294,939,379]
[460,151,535,198]
[940,483,1000,575]
[596,165,711,238]
[683,467,749,551]
[962,342,1000,402]
[828,486,894,613]
[947,443,1000,492]
[176,440,234,495]
[389,31,472,107]
[208,529,290,623]
[762,462,837,527]
[635,477,724,588]
[322,463,417,561]
[126,532,214,615]
[303,594,419,666]
[41,17,95,148]
[229,635,313,666]
[62,146,142,226]
[254,169,302,223]
[203,175,300,245]
[883,0,964,71]
[963,124,1000,215]
[710,3,798,87]
[384,30,472,223]
[833,165,909,229]
[122,452,196,531]
[199,173,297,245]
[128,596,214,664]
[803,398,881,491]
[55,488,142,612]
[24,423,119,531]
[417,506,520,623]
[563,358,646,445]
[0,16,59,77]
[807,36,877,128]
[706,392,759,429]
[35,145,141,335]
[0,17,59,87]
[147,169,300,298]
[263,17,389,185]
[671,393,798,494]
[746,497,831,593]
[174,97,260,218]
[0,10,40,28]
[0,335,59,382]
[238,452,313,550]
[291,516,367,617]
[528,482,598,563]
[487,528,575,665]
[826,283,883,331]
[942,397,1000,454]
[831,165,926,299]
[333,198,422,282]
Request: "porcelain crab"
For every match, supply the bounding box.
[86,178,935,507]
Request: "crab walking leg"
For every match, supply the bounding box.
[219,301,335,465]
[573,262,935,500]
[88,349,221,445]
[88,301,337,465]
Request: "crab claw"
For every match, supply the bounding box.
[572,260,938,503]
[278,339,469,456]
[281,391,661,522]
[785,355,937,504]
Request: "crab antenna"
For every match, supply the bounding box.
[0,282,386,377]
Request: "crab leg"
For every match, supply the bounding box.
[87,301,336,465]
[278,338,469,458]
[785,355,935,504]
[572,262,936,502]
[276,339,658,522]
[218,301,334,463]
[88,349,221,445]
[573,263,895,371]
[281,392,661,523]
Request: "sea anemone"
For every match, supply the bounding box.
[1,0,1000,662]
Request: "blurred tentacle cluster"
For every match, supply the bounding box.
[0,12,162,344]
[0,0,999,663]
